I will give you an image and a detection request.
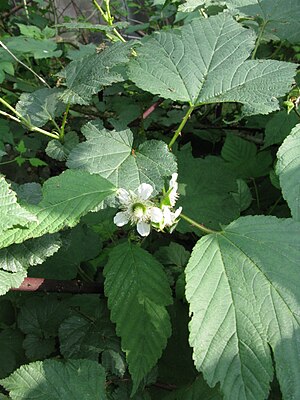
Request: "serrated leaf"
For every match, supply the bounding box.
[186,216,300,400]
[18,296,68,337]
[0,234,61,272]
[16,88,65,127]
[67,121,176,193]
[0,359,107,400]
[264,110,299,148]
[14,182,42,205]
[23,334,55,361]
[128,13,296,115]
[104,243,172,394]
[55,21,128,31]
[60,41,133,105]
[276,123,300,220]
[221,135,272,178]
[177,145,239,233]
[225,0,300,43]
[0,170,115,250]
[45,131,79,161]
[164,376,222,400]
[0,270,27,295]
[0,176,37,231]
[59,315,118,360]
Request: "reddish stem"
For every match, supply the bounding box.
[142,99,163,120]
[11,277,103,294]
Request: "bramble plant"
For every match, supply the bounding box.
[0,0,300,399]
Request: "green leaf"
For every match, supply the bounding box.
[231,179,252,211]
[177,144,239,233]
[221,135,272,178]
[55,21,128,32]
[0,176,37,232]
[0,359,107,400]
[29,158,48,167]
[31,224,101,280]
[164,376,222,400]
[67,121,176,193]
[104,242,172,394]
[18,296,68,337]
[60,41,134,105]
[186,216,300,400]
[45,132,79,161]
[264,110,299,147]
[0,170,115,250]
[128,13,296,115]
[0,270,26,295]
[225,0,300,43]
[276,123,300,220]
[23,335,55,361]
[4,37,62,59]
[0,329,25,379]
[0,234,61,273]
[16,88,65,128]
[59,315,118,360]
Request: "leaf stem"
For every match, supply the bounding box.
[180,213,218,235]
[0,40,50,88]
[251,177,260,210]
[169,105,194,149]
[59,103,70,141]
[0,97,60,140]
[251,20,268,60]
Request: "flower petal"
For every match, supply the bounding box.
[114,212,130,227]
[137,183,153,200]
[169,173,178,189]
[117,188,131,204]
[137,221,151,236]
[150,207,163,223]
[174,206,182,219]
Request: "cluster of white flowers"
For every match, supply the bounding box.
[113,173,182,237]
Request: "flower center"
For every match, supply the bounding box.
[132,203,146,220]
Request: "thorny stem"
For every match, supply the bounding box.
[0,41,50,88]
[251,20,268,60]
[168,105,194,149]
[93,0,126,43]
[180,213,218,235]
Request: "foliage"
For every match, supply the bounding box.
[0,0,299,399]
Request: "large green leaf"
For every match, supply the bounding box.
[224,0,300,43]
[186,216,300,400]
[16,88,65,128]
[0,170,115,250]
[0,176,37,232]
[104,242,172,394]
[177,144,239,233]
[4,37,61,59]
[60,41,133,104]
[276,124,300,220]
[264,110,299,147]
[128,13,296,115]
[0,329,25,379]
[0,359,106,399]
[0,234,61,273]
[0,270,26,296]
[67,121,176,193]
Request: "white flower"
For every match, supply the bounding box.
[168,173,179,206]
[114,183,163,237]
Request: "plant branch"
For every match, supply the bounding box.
[1,0,33,18]
[180,213,218,235]
[251,20,268,60]
[142,99,164,119]
[0,41,50,88]
[11,277,103,294]
[169,105,194,149]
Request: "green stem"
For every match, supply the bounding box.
[251,178,260,210]
[180,213,218,235]
[59,103,70,141]
[0,158,17,166]
[169,105,194,149]
[251,20,268,60]
[0,97,60,140]
[267,195,282,215]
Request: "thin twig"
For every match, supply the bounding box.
[0,41,50,88]
[142,99,163,119]
[1,0,33,18]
